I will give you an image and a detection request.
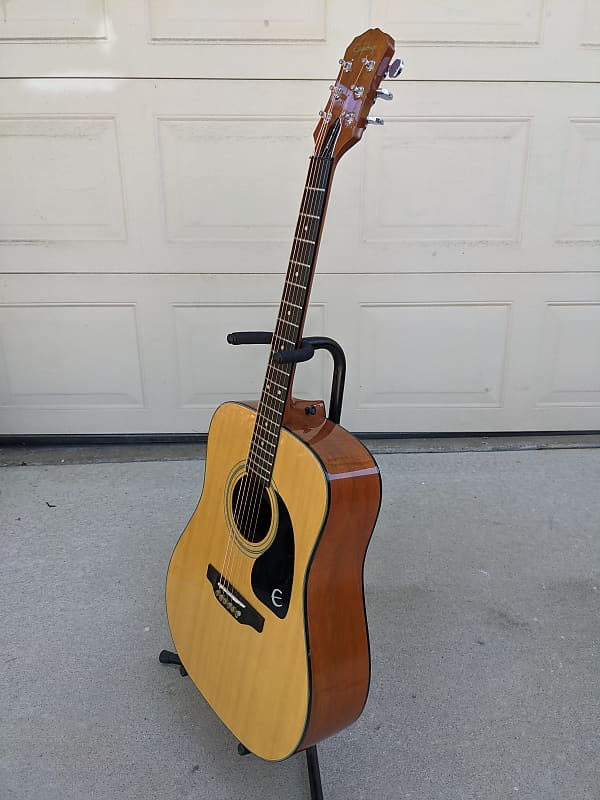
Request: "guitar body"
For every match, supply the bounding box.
[165,401,381,761]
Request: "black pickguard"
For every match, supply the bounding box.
[251,492,294,619]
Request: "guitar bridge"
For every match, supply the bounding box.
[206,564,264,633]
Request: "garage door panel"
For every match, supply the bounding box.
[148,0,327,42]
[372,0,544,46]
[0,116,126,242]
[536,303,600,407]
[0,303,144,409]
[158,116,311,244]
[581,0,600,46]
[0,0,106,40]
[556,119,600,243]
[357,303,510,409]
[362,118,529,244]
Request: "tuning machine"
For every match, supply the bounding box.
[366,116,384,126]
[385,58,404,79]
[375,88,393,101]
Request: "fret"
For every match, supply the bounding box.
[263,391,285,404]
[263,379,286,394]
[254,426,278,444]
[256,423,280,439]
[283,269,310,286]
[275,315,299,326]
[289,260,310,269]
[281,299,303,310]
[262,387,285,401]
[299,213,320,220]
[296,216,320,242]
[255,425,279,442]
[257,413,278,425]
[305,186,326,192]
[276,316,299,329]
[250,445,276,465]
[248,462,270,480]
[262,393,285,406]
[286,280,306,290]
[265,374,288,387]
[289,268,310,280]
[250,437,275,455]
[250,448,275,468]
[294,237,316,245]
[252,438,276,455]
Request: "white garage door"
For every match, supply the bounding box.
[1,1,599,435]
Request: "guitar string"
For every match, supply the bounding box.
[223,153,331,611]
[220,59,369,605]
[219,139,331,597]
[238,145,332,548]
[220,151,329,597]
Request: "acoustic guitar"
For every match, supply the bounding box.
[165,28,400,762]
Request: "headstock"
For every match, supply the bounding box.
[313,28,401,162]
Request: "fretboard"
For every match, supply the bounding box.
[246,155,334,484]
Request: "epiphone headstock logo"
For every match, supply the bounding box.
[352,43,377,55]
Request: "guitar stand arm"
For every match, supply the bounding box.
[227,330,346,425]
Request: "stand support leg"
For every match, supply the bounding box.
[158,649,188,677]
[306,746,324,800]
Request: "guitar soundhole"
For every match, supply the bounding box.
[231,474,272,543]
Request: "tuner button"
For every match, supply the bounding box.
[376,88,393,101]
[366,116,384,126]
[387,58,404,79]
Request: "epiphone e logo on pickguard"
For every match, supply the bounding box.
[271,588,283,608]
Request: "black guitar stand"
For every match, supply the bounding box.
[160,330,347,800]
[226,330,346,425]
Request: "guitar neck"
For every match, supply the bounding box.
[246,154,336,485]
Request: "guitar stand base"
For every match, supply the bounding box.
[237,742,324,800]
